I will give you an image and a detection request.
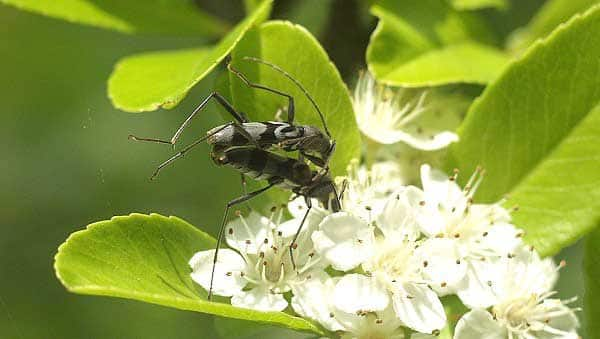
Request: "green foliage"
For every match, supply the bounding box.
[450,0,507,11]
[585,227,600,339]
[228,21,361,177]
[286,0,333,38]
[436,295,469,339]
[243,0,263,14]
[448,5,600,256]
[371,42,508,86]
[54,213,325,335]
[215,317,317,339]
[507,0,600,53]
[367,0,507,86]
[0,0,227,37]
[107,0,272,112]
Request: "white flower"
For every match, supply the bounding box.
[338,159,406,222]
[352,71,458,149]
[413,164,523,303]
[311,212,376,271]
[311,188,447,334]
[282,194,330,234]
[189,211,326,312]
[291,275,410,339]
[454,248,579,339]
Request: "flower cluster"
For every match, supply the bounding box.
[189,164,579,338]
[188,72,579,338]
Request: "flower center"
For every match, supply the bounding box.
[491,291,573,335]
[493,294,539,331]
[366,238,419,283]
[262,249,286,283]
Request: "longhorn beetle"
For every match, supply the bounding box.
[129,57,340,299]
[209,146,341,298]
[130,57,336,173]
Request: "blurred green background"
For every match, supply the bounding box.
[0,0,587,338]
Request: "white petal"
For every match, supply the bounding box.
[312,212,375,271]
[277,214,322,267]
[334,274,389,314]
[412,334,437,339]
[336,305,405,338]
[454,309,506,339]
[225,212,275,254]
[491,248,557,302]
[286,195,328,220]
[391,130,458,151]
[231,286,288,312]
[291,276,344,332]
[376,186,423,240]
[468,203,512,225]
[189,249,246,297]
[391,282,446,334]
[415,238,466,295]
[515,248,558,295]
[535,299,579,339]
[478,222,523,256]
[278,202,327,239]
[536,331,579,339]
[340,160,405,223]
[457,259,500,309]
[420,164,462,201]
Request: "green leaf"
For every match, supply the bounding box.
[450,0,508,11]
[54,213,325,335]
[107,0,273,112]
[373,42,509,87]
[448,5,600,256]
[228,21,362,177]
[366,0,506,86]
[215,317,317,339]
[0,0,228,37]
[584,227,600,339]
[507,0,600,53]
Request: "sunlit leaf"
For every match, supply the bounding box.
[214,317,317,339]
[366,0,506,86]
[107,0,272,112]
[450,0,507,11]
[507,0,600,53]
[448,5,600,256]
[54,213,325,335]
[372,42,508,87]
[0,0,227,37]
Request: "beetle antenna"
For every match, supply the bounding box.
[242,56,331,138]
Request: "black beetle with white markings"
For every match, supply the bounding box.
[130,57,336,173]
[128,57,341,300]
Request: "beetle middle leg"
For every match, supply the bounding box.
[289,197,312,271]
[208,182,277,300]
